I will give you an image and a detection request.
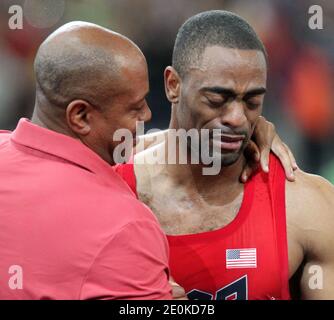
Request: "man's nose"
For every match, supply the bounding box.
[220,100,247,129]
[139,101,152,123]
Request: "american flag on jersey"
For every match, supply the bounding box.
[226,248,257,269]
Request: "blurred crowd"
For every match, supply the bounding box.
[0,0,333,180]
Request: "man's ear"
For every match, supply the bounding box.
[164,66,181,104]
[66,99,94,136]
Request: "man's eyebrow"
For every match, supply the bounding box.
[200,86,266,97]
[200,86,236,96]
[244,87,266,97]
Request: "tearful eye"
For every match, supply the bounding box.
[246,100,260,109]
[206,97,225,108]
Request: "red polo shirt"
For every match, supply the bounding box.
[0,118,171,300]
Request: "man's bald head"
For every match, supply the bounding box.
[32,21,151,166]
[34,21,146,110]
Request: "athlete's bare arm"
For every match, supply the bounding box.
[286,171,334,299]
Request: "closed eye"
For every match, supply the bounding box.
[206,96,226,108]
[207,100,223,108]
[132,100,146,111]
[245,99,261,110]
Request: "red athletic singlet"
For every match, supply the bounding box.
[115,153,290,300]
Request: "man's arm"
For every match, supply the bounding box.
[286,170,334,299]
[80,220,172,300]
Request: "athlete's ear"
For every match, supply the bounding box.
[66,99,94,136]
[164,66,181,104]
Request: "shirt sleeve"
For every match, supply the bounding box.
[79,219,172,300]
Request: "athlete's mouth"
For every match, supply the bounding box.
[212,134,245,151]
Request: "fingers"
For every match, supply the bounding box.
[241,140,260,183]
[244,140,260,162]
[240,162,260,183]
[169,277,188,300]
[252,116,274,174]
[253,116,298,181]
[259,145,270,173]
[271,135,296,181]
[284,143,298,170]
[253,116,275,148]
[171,285,187,300]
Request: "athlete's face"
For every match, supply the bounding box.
[167,46,267,167]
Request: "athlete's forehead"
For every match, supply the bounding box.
[183,46,267,98]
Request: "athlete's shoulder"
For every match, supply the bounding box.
[287,169,334,223]
[286,169,334,211]
[286,168,334,253]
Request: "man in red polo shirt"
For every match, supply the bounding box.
[0,22,171,300]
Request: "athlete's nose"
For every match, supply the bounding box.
[220,100,247,129]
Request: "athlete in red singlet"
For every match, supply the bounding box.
[116,154,290,300]
[167,155,289,300]
[117,11,334,300]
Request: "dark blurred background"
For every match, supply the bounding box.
[0,0,333,180]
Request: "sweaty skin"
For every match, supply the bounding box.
[134,46,334,299]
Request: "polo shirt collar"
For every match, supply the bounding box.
[11,118,119,178]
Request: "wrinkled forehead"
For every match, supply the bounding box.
[187,46,267,90]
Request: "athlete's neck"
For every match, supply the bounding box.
[160,132,245,200]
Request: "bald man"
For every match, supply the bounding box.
[0,21,294,300]
[0,22,172,300]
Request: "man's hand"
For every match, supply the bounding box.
[170,276,188,300]
[241,116,298,183]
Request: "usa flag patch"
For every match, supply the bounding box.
[226,248,257,269]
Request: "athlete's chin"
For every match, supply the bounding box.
[219,151,243,167]
[218,140,249,167]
